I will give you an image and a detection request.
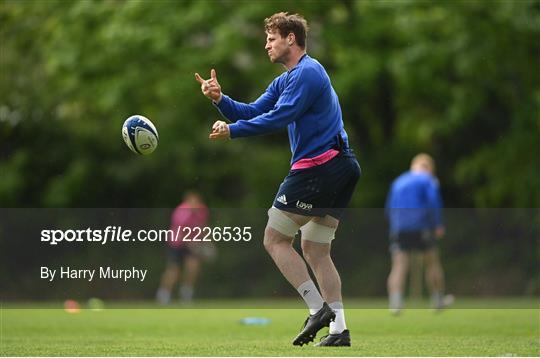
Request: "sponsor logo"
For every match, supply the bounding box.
[276,195,288,205]
[302,289,310,297]
[296,200,313,211]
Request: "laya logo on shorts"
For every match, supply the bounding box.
[296,200,313,211]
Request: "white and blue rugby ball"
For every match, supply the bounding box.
[122,115,159,155]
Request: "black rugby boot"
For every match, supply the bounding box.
[292,302,335,346]
[315,329,351,347]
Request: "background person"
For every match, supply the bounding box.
[156,191,213,304]
[385,153,448,314]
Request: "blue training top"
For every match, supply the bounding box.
[215,54,349,165]
[385,171,443,234]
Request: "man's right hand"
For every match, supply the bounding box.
[195,69,222,103]
[435,226,445,239]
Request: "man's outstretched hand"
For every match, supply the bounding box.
[209,120,230,140]
[195,69,222,103]
[435,226,445,239]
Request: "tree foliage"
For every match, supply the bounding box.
[1,0,539,208]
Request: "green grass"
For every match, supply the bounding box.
[2,299,539,356]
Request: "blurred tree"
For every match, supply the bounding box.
[1,0,538,208]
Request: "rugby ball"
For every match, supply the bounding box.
[122,115,159,155]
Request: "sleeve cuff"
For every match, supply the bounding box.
[228,123,239,139]
[213,94,233,122]
[213,94,228,109]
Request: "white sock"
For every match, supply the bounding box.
[156,288,171,305]
[297,280,324,315]
[389,292,403,310]
[329,301,347,334]
[180,285,194,301]
[431,291,443,309]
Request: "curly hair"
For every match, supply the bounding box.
[264,12,309,49]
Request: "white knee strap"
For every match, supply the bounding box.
[267,206,301,238]
[300,221,336,244]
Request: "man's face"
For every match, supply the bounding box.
[412,160,434,175]
[265,30,290,64]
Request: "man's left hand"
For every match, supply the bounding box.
[209,120,230,140]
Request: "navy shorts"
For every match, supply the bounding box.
[166,246,193,265]
[272,150,361,219]
[389,230,437,252]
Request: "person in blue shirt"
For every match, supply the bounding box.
[385,153,448,314]
[195,12,360,347]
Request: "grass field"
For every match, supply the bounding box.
[2,299,539,356]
